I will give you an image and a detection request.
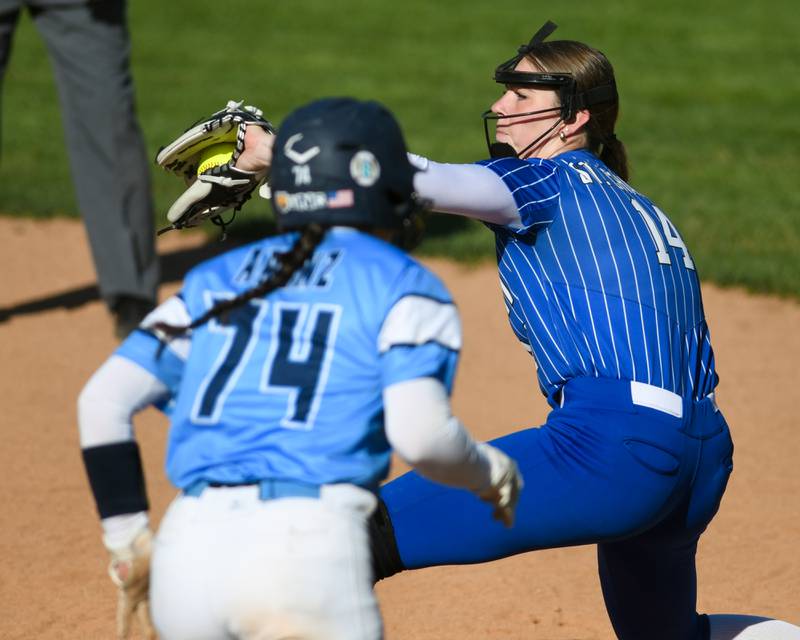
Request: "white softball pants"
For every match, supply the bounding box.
[150,483,381,640]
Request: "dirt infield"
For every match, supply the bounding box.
[1,217,798,639]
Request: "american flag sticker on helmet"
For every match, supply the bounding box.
[327,189,354,208]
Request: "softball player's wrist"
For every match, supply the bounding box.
[474,443,523,528]
[102,511,150,552]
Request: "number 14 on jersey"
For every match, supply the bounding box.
[631,198,695,270]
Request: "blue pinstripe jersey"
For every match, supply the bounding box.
[116,228,461,491]
[477,149,717,403]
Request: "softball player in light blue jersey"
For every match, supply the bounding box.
[77,98,521,640]
[361,22,800,640]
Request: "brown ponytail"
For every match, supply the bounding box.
[599,135,629,183]
[154,223,327,338]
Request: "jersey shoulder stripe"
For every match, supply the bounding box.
[378,295,461,353]
[139,295,192,360]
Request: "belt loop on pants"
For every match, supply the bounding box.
[183,478,321,500]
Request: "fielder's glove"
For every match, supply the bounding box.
[104,527,156,639]
[475,443,524,527]
[156,99,275,233]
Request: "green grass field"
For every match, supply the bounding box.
[1,1,798,297]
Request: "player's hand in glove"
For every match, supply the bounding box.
[476,443,523,527]
[104,527,156,639]
[156,100,275,234]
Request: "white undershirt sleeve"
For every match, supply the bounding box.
[409,153,522,228]
[78,356,169,545]
[383,377,491,492]
[78,355,171,449]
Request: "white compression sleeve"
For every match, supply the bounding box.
[383,377,491,491]
[409,153,523,228]
[78,356,167,545]
[78,355,170,448]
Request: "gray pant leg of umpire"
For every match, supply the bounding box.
[0,7,22,149]
[32,1,158,307]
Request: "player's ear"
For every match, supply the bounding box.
[560,109,590,144]
[569,108,591,133]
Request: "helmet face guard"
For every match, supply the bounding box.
[483,21,617,158]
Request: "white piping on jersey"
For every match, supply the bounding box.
[664,241,683,394]
[494,161,550,181]
[498,164,560,212]
[498,259,561,387]
[684,334,696,395]
[378,295,461,354]
[670,238,690,332]
[694,326,708,376]
[647,215,675,391]
[560,196,607,369]
[617,194,666,389]
[510,168,558,191]
[500,276,532,346]
[499,279,514,305]
[491,155,712,399]
[508,243,571,368]
[531,234,589,372]
[518,193,559,211]
[674,261,695,397]
[542,229,596,374]
[680,241,699,332]
[142,295,192,360]
[499,274,529,330]
[600,178,651,384]
[580,174,634,379]
[569,183,620,376]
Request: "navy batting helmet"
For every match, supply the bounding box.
[270,97,426,245]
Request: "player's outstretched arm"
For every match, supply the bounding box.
[384,377,523,527]
[78,356,169,639]
[409,154,522,227]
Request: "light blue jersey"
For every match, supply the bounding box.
[116,228,460,491]
[477,150,717,403]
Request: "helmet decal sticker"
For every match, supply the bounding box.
[284,133,321,164]
[275,190,354,213]
[350,150,381,187]
[292,165,312,185]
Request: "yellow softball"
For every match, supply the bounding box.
[197,142,235,175]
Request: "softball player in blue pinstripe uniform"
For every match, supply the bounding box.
[77,98,521,640]
[361,22,800,640]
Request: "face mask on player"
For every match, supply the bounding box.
[481,21,616,159]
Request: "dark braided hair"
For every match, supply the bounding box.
[154,223,327,338]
